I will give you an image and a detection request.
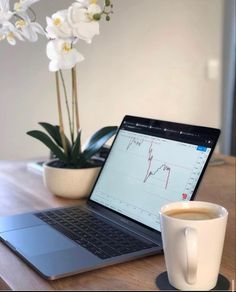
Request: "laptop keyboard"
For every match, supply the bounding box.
[35,207,157,259]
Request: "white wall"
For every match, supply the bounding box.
[0,0,223,160]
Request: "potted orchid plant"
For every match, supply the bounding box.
[0,0,117,198]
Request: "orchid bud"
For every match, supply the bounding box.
[93,13,101,21]
[105,0,111,6]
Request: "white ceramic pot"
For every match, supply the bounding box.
[43,160,101,199]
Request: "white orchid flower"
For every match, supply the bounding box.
[0,0,13,24]
[0,21,24,45]
[75,0,99,8]
[68,3,101,43]
[46,10,72,39]
[0,0,9,11]
[75,0,90,8]
[69,5,89,23]
[14,0,40,12]
[71,21,99,43]
[24,21,45,41]
[70,2,102,23]
[15,16,44,42]
[46,39,84,71]
[87,3,102,18]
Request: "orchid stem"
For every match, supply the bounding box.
[59,70,74,144]
[71,69,75,144]
[72,66,80,134]
[55,72,67,155]
[28,7,36,22]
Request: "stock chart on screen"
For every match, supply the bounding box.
[91,129,211,231]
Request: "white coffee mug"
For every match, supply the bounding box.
[159,201,228,291]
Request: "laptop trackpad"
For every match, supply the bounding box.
[2,225,76,257]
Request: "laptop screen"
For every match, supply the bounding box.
[90,116,220,232]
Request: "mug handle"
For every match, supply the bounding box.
[185,227,198,284]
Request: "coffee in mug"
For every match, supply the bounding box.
[164,207,219,220]
[159,201,228,291]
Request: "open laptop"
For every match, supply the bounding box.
[0,115,220,280]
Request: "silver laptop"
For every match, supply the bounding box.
[0,115,220,280]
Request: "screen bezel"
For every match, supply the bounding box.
[88,115,221,233]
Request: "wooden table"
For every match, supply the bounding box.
[0,155,235,290]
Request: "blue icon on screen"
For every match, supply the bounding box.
[197,146,207,152]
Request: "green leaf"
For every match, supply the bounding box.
[82,126,117,161]
[27,130,68,162]
[71,130,82,163]
[39,123,61,145]
[39,122,71,150]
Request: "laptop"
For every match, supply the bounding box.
[0,115,220,280]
